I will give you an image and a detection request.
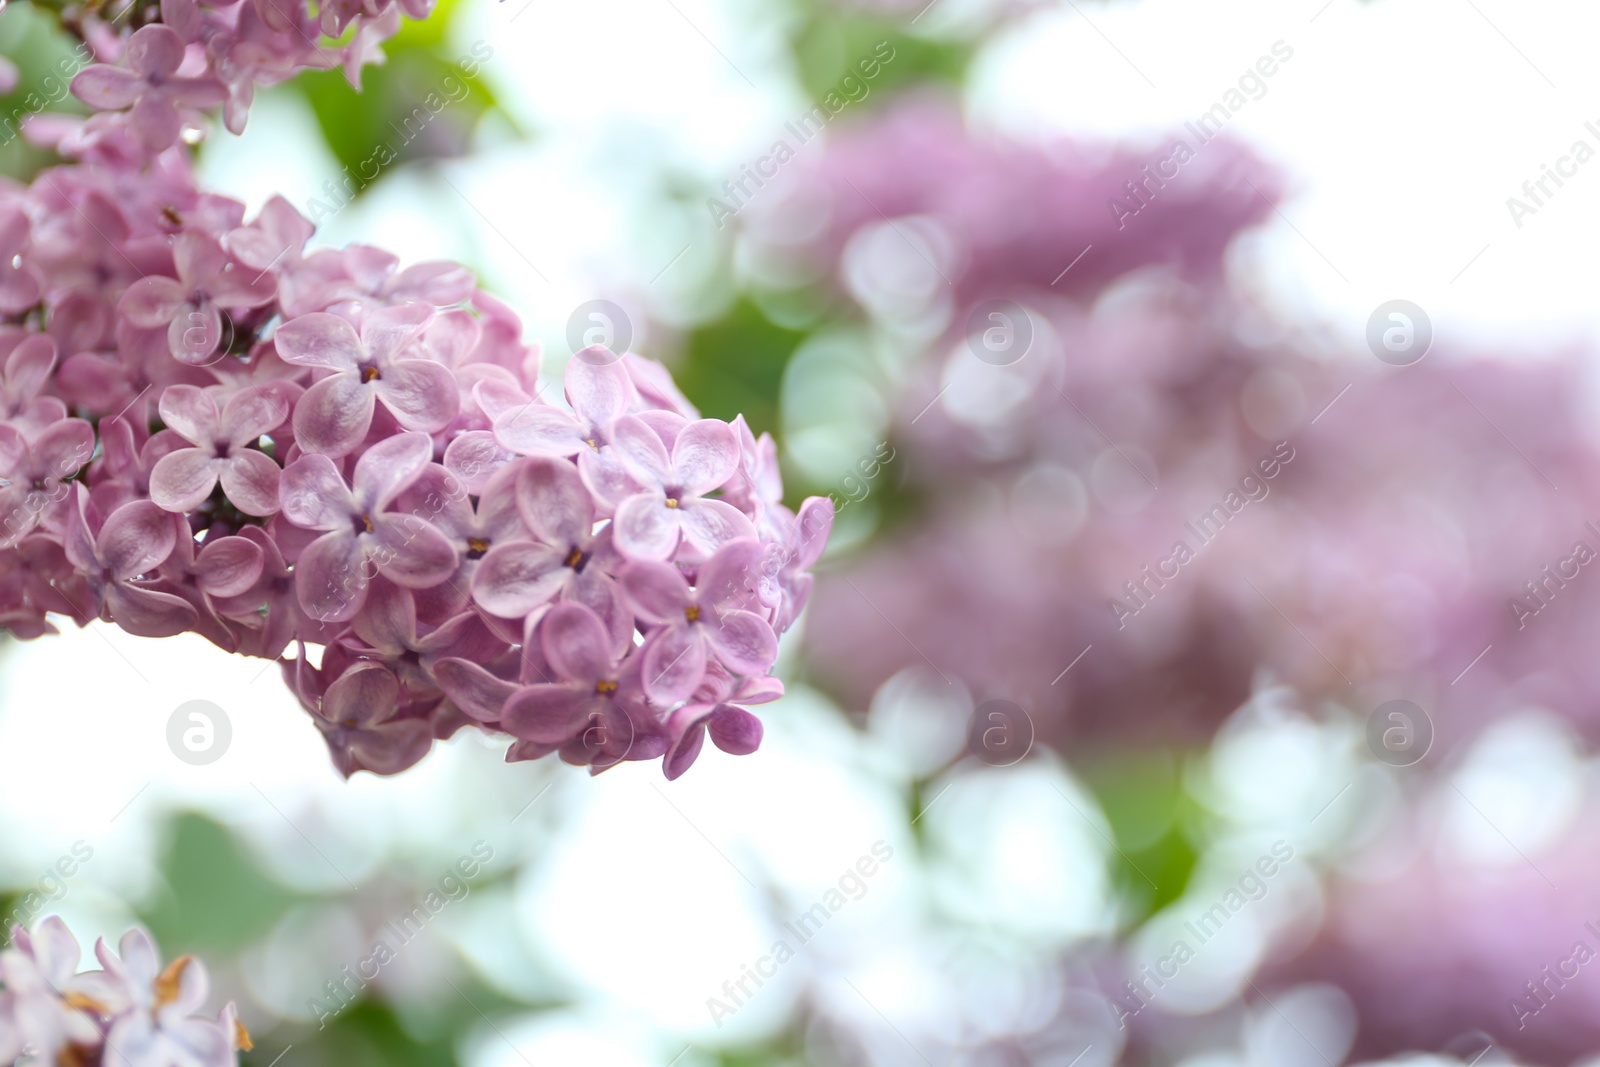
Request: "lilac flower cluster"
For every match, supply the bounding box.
[740,95,1279,317]
[42,0,423,155]
[783,97,1600,761]
[751,91,1600,1067]
[1260,762,1600,1066]
[0,0,831,779]
[0,917,250,1067]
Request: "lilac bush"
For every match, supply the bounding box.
[0,0,831,779]
[0,917,250,1067]
[770,97,1600,759]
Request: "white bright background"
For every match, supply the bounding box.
[6,0,1600,1064]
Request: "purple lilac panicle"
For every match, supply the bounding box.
[782,98,1600,758]
[0,0,830,780]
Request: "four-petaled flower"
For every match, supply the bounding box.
[501,602,660,768]
[397,459,530,616]
[492,349,636,504]
[307,660,434,777]
[0,917,103,1065]
[278,431,458,623]
[85,928,238,1067]
[472,456,624,630]
[620,538,778,703]
[0,335,66,440]
[63,488,198,638]
[0,417,95,548]
[274,303,459,456]
[342,580,504,697]
[120,231,277,365]
[609,415,755,561]
[70,25,227,152]
[149,383,293,515]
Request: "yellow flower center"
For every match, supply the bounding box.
[684,604,701,622]
[63,991,108,1014]
[155,956,194,1007]
[595,679,618,695]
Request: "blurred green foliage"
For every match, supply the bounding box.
[244,1000,460,1067]
[713,1036,810,1067]
[0,1,88,181]
[675,298,806,443]
[142,812,303,956]
[280,0,514,190]
[1078,751,1199,924]
[132,811,558,1067]
[789,13,971,104]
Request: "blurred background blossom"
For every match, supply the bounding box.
[10,0,1600,1064]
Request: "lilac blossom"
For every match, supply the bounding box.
[301,659,435,777]
[274,303,459,456]
[0,334,67,438]
[70,25,227,153]
[278,431,458,623]
[341,580,504,698]
[0,917,103,1064]
[397,459,530,618]
[620,538,778,703]
[119,230,277,364]
[0,417,95,548]
[62,488,198,638]
[148,382,292,515]
[609,415,756,561]
[661,669,779,780]
[491,348,637,503]
[0,918,249,1067]
[0,0,827,781]
[500,602,664,768]
[471,457,619,623]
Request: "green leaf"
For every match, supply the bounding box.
[790,13,972,105]
[245,999,461,1067]
[1077,750,1200,923]
[0,2,90,182]
[282,34,507,198]
[673,297,807,442]
[141,812,303,956]
[390,0,469,50]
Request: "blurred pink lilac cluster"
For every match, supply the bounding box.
[744,94,1600,1067]
[741,94,1279,320]
[760,98,1600,756]
[1260,763,1600,1066]
[0,917,249,1067]
[0,0,831,779]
